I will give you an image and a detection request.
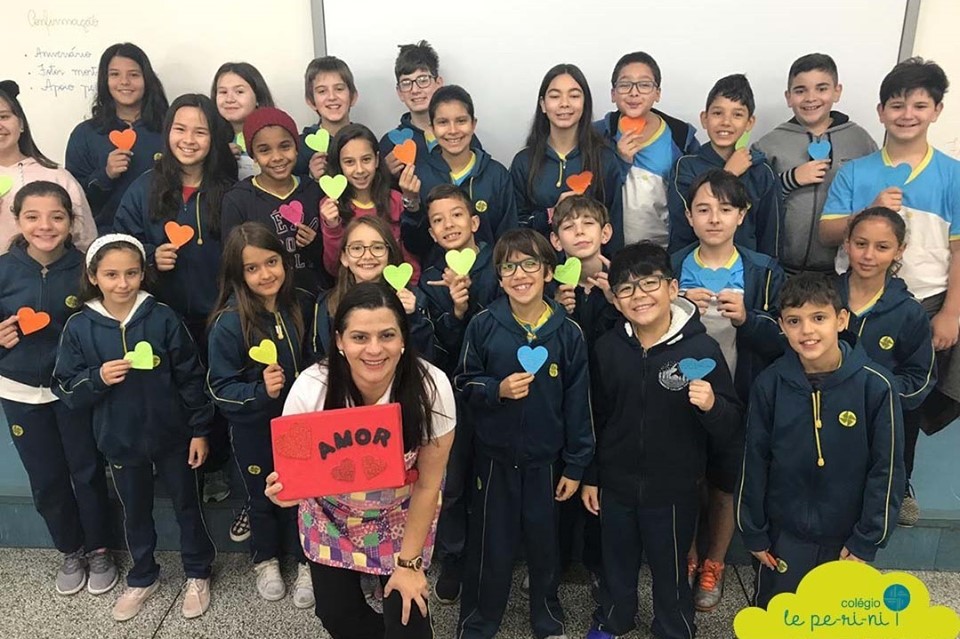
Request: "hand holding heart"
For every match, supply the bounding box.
[105,148,133,180]
[795,159,831,186]
[871,187,903,211]
[499,372,535,400]
[308,152,328,181]
[155,243,179,271]
[396,287,417,315]
[554,284,576,314]
[398,163,421,204]
[724,147,752,177]
[447,272,471,319]
[687,379,715,412]
[616,129,645,163]
[716,290,747,326]
[683,288,714,315]
[263,363,285,399]
[320,198,342,227]
[295,222,317,248]
[100,358,133,385]
[0,315,20,349]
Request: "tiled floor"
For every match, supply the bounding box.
[0,548,956,639]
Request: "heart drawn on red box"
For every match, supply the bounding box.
[362,455,388,479]
[275,423,312,460]
[331,458,356,482]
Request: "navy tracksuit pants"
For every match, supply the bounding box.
[2,398,110,554]
[752,528,843,609]
[434,400,474,566]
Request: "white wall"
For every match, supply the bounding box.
[913,0,960,157]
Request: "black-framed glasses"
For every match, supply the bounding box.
[345,242,388,259]
[613,275,668,299]
[498,258,543,277]
[614,80,659,95]
[397,74,435,92]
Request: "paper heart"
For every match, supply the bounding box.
[698,268,732,294]
[248,339,278,366]
[318,174,348,200]
[124,341,155,370]
[387,128,414,145]
[331,458,356,482]
[445,248,477,276]
[619,116,646,135]
[362,455,388,479]
[16,307,50,335]
[109,129,137,151]
[679,357,716,380]
[279,201,304,226]
[383,263,414,291]
[275,423,312,460]
[553,257,582,287]
[235,132,246,153]
[735,131,751,150]
[565,171,593,195]
[886,163,912,188]
[517,345,548,375]
[393,139,416,165]
[163,221,195,248]
[305,129,330,153]
[0,175,12,197]
[808,140,831,160]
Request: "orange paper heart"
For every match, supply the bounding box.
[17,307,50,335]
[108,129,137,151]
[164,221,195,248]
[565,171,594,195]
[393,139,417,165]
[619,116,646,135]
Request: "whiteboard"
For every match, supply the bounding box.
[325,0,908,165]
[7,0,318,166]
[913,0,960,158]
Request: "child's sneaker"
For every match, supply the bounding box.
[687,555,699,589]
[86,549,119,595]
[203,470,230,503]
[434,559,462,604]
[254,558,285,601]
[899,483,920,527]
[55,549,87,595]
[181,577,210,619]
[694,559,725,612]
[293,562,315,609]
[112,580,160,621]
[229,507,251,542]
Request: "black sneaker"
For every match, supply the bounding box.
[435,560,462,604]
[230,507,251,543]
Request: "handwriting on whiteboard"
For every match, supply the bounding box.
[26,10,99,34]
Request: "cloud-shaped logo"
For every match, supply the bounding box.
[734,560,959,638]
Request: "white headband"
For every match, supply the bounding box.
[85,233,147,268]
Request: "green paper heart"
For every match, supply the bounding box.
[305,129,330,153]
[383,263,414,291]
[735,131,751,150]
[0,175,13,198]
[235,132,246,153]
[445,248,477,276]
[248,338,278,366]
[553,257,582,286]
[319,174,348,200]
[124,341,155,370]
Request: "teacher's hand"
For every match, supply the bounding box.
[264,471,303,508]
[384,566,429,625]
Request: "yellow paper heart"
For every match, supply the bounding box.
[248,339,278,366]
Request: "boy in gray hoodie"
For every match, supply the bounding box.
[755,53,877,275]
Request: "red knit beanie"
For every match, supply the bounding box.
[243,107,299,152]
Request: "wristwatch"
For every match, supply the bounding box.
[401,196,420,211]
[396,555,423,571]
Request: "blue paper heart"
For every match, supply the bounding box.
[886,163,912,188]
[517,345,549,375]
[698,268,732,294]
[808,140,831,160]
[679,358,716,381]
[387,129,414,145]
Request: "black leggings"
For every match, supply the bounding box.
[904,408,922,481]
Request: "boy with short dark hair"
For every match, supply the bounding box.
[454,228,593,639]
[295,56,359,179]
[755,53,878,275]
[668,74,782,258]
[584,242,742,639]
[595,51,700,248]
[736,273,904,609]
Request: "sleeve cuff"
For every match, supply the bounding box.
[844,532,880,562]
[562,463,585,481]
[742,530,773,553]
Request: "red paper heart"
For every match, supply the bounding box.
[108,129,137,151]
[362,455,388,480]
[331,458,356,482]
[17,307,50,335]
[393,139,417,165]
[279,201,304,226]
[163,221,195,248]
[619,116,646,135]
[565,171,593,195]
[275,423,312,460]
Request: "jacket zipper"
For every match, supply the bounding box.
[555,156,567,188]
[637,348,648,502]
[120,324,129,355]
[36,270,47,382]
[274,311,299,376]
[194,192,204,246]
[811,390,825,467]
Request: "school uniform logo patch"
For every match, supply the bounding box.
[549,363,559,377]
[658,361,690,391]
[838,411,857,428]
[879,336,895,350]
[248,465,262,475]
[10,424,23,437]
[64,295,79,309]
[475,200,488,213]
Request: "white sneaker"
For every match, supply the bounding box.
[293,563,315,609]
[181,577,210,619]
[254,558,285,601]
[112,580,160,621]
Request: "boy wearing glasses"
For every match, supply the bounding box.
[583,242,741,639]
[594,52,700,248]
[454,228,593,639]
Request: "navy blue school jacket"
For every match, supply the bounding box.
[545,278,620,350]
[509,145,626,252]
[453,296,594,479]
[0,244,85,387]
[114,170,231,321]
[65,118,163,233]
[220,177,330,293]
[403,147,518,266]
[53,293,213,464]
[295,122,322,178]
[667,145,783,258]
[417,242,500,374]
[735,341,905,561]
[837,273,936,412]
[377,112,484,170]
[585,298,743,507]
[671,243,786,402]
[206,294,309,428]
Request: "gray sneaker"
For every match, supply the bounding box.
[899,485,920,527]
[87,549,119,595]
[203,470,230,503]
[56,550,87,595]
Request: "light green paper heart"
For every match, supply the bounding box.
[735,130,751,150]
[235,132,246,153]
[383,263,414,291]
[248,338,278,366]
[0,175,13,197]
[553,257,582,286]
[445,248,477,276]
[319,174,348,200]
[305,129,330,153]
[124,341,155,370]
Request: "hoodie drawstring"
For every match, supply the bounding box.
[763,270,772,312]
[194,192,203,246]
[555,156,566,188]
[811,390,825,467]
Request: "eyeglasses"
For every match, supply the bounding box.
[497,258,543,277]
[612,276,668,299]
[345,242,388,259]
[397,74,435,92]
[614,80,659,95]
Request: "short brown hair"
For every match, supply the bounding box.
[551,195,609,233]
[493,228,557,274]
